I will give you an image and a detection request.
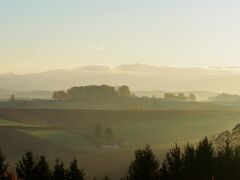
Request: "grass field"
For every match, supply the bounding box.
[21,129,98,152]
[0,97,231,110]
[1,109,240,148]
[0,118,28,126]
[0,108,240,178]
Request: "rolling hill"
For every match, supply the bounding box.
[1,108,240,178]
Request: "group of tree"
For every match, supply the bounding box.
[94,123,114,141]
[3,137,240,179]
[164,92,196,101]
[0,150,86,180]
[124,137,240,180]
[209,93,240,102]
[53,85,133,100]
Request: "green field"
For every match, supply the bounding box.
[0,118,45,128]
[0,118,27,126]
[1,109,240,149]
[0,108,240,178]
[21,129,98,152]
[0,96,231,110]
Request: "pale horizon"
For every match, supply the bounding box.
[3,63,240,75]
[2,0,240,74]
[0,63,240,95]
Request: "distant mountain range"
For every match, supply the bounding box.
[0,63,240,95]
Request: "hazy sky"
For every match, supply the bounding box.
[1,0,240,73]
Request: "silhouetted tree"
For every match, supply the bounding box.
[16,151,38,180]
[33,155,51,180]
[195,137,215,180]
[159,137,240,180]
[104,127,114,141]
[182,143,196,180]
[94,123,103,140]
[126,145,160,180]
[66,159,85,180]
[233,146,240,179]
[215,139,238,180]
[52,159,66,180]
[159,160,170,180]
[0,148,9,180]
[159,143,183,180]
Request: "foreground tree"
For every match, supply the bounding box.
[16,151,38,180]
[182,143,196,180]
[33,155,51,180]
[126,145,160,180]
[159,143,183,180]
[66,159,85,180]
[195,137,215,180]
[0,148,9,180]
[160,137,216,180]
[215,139,240,180]
[52,159,66,180]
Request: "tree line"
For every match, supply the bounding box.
[164,93,196,101]
[0,150,87,180]
[208,93,240,102]
[0,137,239,180]
[53,85,133,100]
[125,137,240,180]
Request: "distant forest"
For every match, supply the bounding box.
[2,85,230,110]
[209,93,240,102]
[52,85,133,100]
[52,85,196,102]
[0,137,239,180]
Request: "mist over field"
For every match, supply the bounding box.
[2,63,240,94]
[3,0,240,179]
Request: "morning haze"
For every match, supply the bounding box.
[1,63,240,94]
[2,0,240,74]
[2,1,240,180]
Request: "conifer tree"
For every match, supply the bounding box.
[33,155,51,180]
[52,159,66,180]
[16,151,38,180]
[0,148,9,180]
[126,145,160,180]
[159,143,183,180]
[66,159,85,180]
[195,137,215,180]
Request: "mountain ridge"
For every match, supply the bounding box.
[0,63,240,93]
